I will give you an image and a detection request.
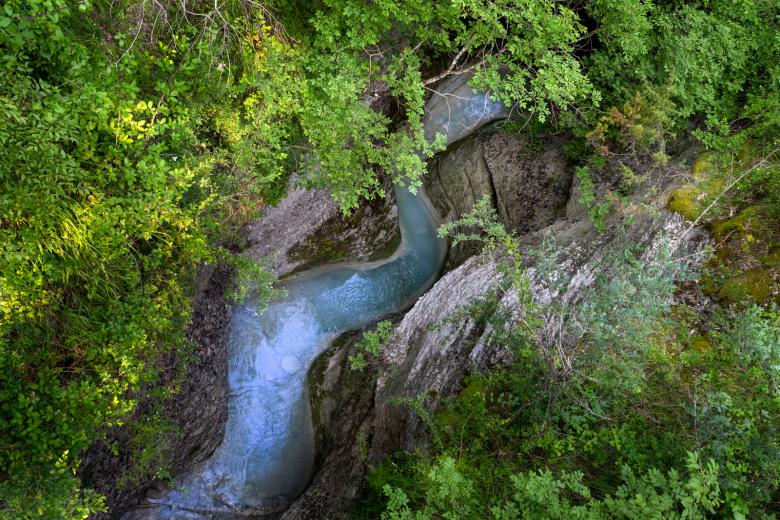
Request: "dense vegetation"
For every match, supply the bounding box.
[0,0,778,518]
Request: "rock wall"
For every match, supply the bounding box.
[371,209,711,456]
[80,263,234,518]
[246,181,400,278]
[279,327,387,519]
[425,125,573,268]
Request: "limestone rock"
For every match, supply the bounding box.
[375,209,711,455]
[484,131,571,232]
[425,126,573,268]
[279,329,383,520]
[246,185,400,278]
[371,255,505,456]
[286,208,711,519]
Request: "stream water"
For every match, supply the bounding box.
[145,74,509,518]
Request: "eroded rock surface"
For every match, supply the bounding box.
[284,208,711,519]
[425,126,573,268]
[246,185,400,278]
[279,328,384,520]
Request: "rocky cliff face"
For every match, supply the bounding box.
[425,125,573,268]
[283,209,710,519]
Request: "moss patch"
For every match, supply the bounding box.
[708,206,761,241]
[701,203,780,306]
[667,152,729,223]
[437,376,486,427]
[689,336,712,352]
[718,269,777,303]
[692,152,714,179]
[668,187,703,221]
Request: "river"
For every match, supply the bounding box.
[144,73,508,518]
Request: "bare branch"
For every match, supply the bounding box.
[683,147,780,236]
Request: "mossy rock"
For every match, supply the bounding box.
[708,207,761,242]
[700,175,725,196]
[668,153,728,222]
[718,268,777,304]
[668,187,702,221]
[764,249,780,267]
[368,233,401,261]
[692,152,715,178]
[689,336,712,352]
[436,376,486,427]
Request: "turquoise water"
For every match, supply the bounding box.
[146,76,508,517]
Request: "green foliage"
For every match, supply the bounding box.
[114,403,176,491]
[697,305,780,512]
[306,0,597,125]
[719,305,780,392]
[586,88,673,171]
[266,0,600,209]
[586,0,779,130]
[349,320,393,372]
[492,453,722,520]
[229,254,285,312]
[0,1,282,514]
[438,196,529,294]
[575,167,610,232]
[462,0,600,123]
[438,197,513,255]
[0,462,105,520]
[2,0,779,516]
[381,453,722,520]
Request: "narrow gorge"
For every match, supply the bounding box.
[119,80,712,519]
[4,3,777,518]
[122,77,512,519]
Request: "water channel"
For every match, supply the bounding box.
[146,74,509,518]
